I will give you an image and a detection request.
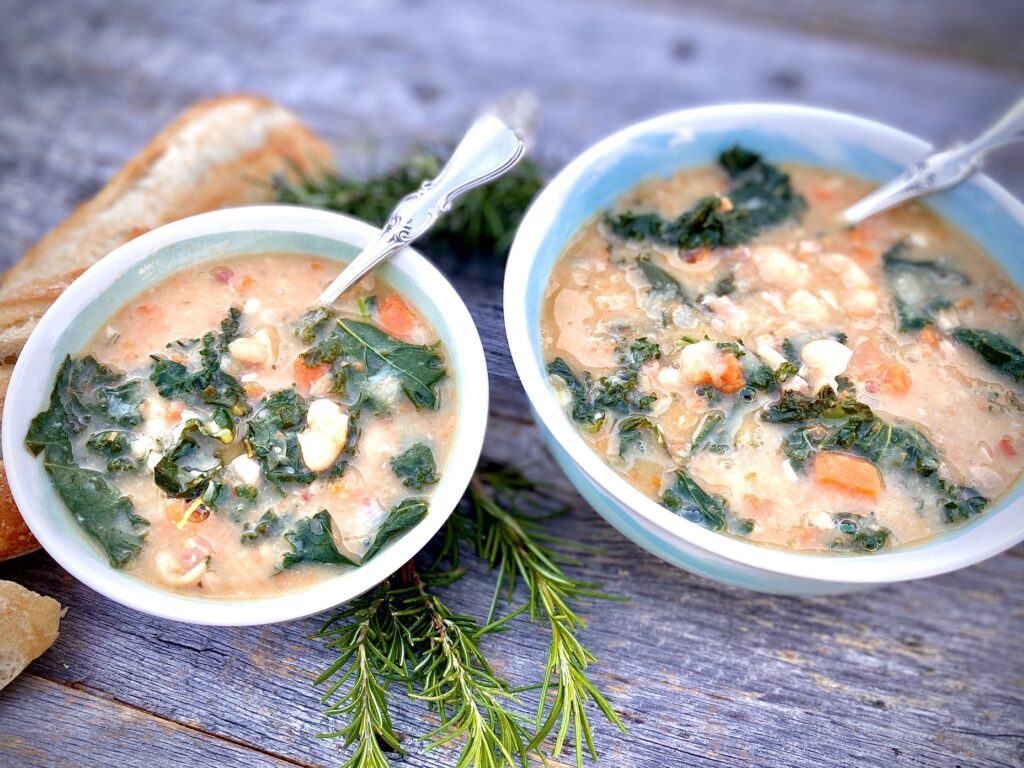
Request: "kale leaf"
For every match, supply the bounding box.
[152,428,221,498]
[245,389,316,488]
[547,339,661,433]
[882,241,968,331]
[829,515,891,553]
[295,306,335,344]
[281,510,357,569]
[638,254,687,302]
[85,430,136,472]
[952,328,1024,383]
[761,376,866,423]
[390,443,440,490]
[303,319,447,410]
[241,510,285,544]
[662,466,752,534]
[362,498,429,561]
[547,358,606,431]
[617,415,668,458]
[149,308,249,416]
[26,356,147,567]
[605,147,806,251]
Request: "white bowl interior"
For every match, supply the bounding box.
[506,104,1024,585]
[3,206,488,624]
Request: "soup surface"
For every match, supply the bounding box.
[27,252,455,597]
[541,147,1024,553]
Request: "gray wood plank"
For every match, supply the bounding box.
[1,1,1023,767]
[626,0,1024,71]
[1,0,1023,275]
[0,675,301,768]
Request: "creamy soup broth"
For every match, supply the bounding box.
[38,253,456,597]
[541,154,1024,553]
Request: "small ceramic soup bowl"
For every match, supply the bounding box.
[2,206,488,624]
[505,104,1024,595]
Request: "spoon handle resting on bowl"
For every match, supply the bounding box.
[317,108,529,306]
[842,96,1024,226]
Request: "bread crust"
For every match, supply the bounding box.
[0,580,61,690]
[0,94,334,560]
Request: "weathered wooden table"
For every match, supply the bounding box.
[2,1,1023,766]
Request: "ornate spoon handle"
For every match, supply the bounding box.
[842,96,1024,226]
[318,108,528,305]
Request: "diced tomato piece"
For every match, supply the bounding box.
[292,356,329,393]
[812,452,883,497]
[378,294,416,336]
[999,437,1017,458]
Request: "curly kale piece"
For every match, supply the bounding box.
[829,515,891,553]
[303,319,447,411]
[952,328,1024,383]
[882,241,968,331]
[547,338,661,433]
[661,466,753,535]
[26,356,148,567]
[150,307,249,416]
[605,146,806,251]
[390,443,440,490]
[245,389,316,488]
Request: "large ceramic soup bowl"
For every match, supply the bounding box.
[3,206,488,624]
[505,104,1024,595]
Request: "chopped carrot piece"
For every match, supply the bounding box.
[882,363,912,395]
[999,437,1017,458]
[742,494,775,522]
[850,244,878,264]
[715,354,744,394]
[238,274,256,293]
[378,294,416,336]
[292,356,329,393]
[136,304,159,317]
[812,452,883,497]
[920,325,942,349]
[813,187,833,202]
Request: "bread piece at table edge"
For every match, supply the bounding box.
[0,94,336,560]
[0,580,61,691]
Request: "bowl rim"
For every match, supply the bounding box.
[2,205,488,625]
[505,102,1024,585]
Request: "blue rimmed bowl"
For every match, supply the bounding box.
[2,206,489,624]
[505,104,1024,595]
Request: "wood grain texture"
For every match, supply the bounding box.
[1,1,1023,767]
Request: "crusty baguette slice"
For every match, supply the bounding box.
[0,580,61,691]
[0,94,335,560]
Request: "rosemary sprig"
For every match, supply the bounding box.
[404,568,534,768]
[312,586,410,768]
[466,468,627,767]
[273,151,543,258]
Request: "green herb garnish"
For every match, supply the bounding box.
[606,146,806,251]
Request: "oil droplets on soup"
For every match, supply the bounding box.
[541,147,1024,554]
[26,253,456,597]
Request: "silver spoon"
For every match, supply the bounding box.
[842,96,1024,226]
[317,95,536,305]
